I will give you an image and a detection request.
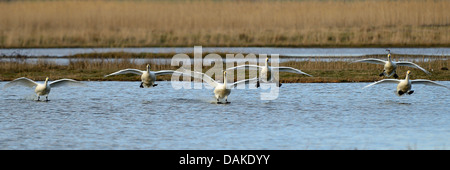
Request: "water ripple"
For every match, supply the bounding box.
[0,81,448,149]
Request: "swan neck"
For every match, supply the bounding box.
[223,74,227,86]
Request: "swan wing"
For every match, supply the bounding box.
[395,62,431,75]
[3,77,38,89]
[50,79,86,88]
[230,77,259,88]
[226,65,263,71]
[182,70,218,88]
[104,69,144,77]
[154,70,182,76]
[411,79,449,89]
[275,67,313,77]
[353,58,387,65]
[363,79,401,89]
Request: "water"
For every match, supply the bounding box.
[2,55,447,66]
[1,81,449,150]
[1,47,448,66]
[1,47,450,57]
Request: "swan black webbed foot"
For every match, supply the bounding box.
[393,74,399,79]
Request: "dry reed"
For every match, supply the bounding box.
[0,0,449,48]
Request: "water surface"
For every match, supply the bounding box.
[1,47,449,57]
[1,81,448,149]
[2,47,448,65]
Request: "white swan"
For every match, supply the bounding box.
[3,77,85,101]
[226,56,312,87]
[105,64,182,88]
[183,70,256,104]
[353,50,431,78]
[363,70,448,96]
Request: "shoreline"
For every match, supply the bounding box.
[2,79,450,83]
[2,44,450,49]
[1,53,448,82]
[2,50,449,59]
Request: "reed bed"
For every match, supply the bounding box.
[1,54,448,83]
[0,0,449,48]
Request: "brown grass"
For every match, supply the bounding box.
[0,0,449,48]
[1,54,448,83]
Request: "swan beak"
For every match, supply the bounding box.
[45,77,49,81]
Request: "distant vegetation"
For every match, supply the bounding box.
[1,53,448,83]
[0,0,449,48]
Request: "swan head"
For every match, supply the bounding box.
[386,49,391,60]
[44,77,49,84]
[146,64,151,71]
[407,70,411,75]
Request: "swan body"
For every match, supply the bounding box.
[3,77,85,101]
[354,50,431,78]
[213,83,231,102]
[363,70,448,96]
[105,64,181,88]
[226,56,312,87]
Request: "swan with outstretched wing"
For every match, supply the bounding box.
[182,70,256,104]
[105,64,182,88]
[354,50,431,78]
[226,56,312,87]
[4,77,85,101]
[363,70,448,96]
